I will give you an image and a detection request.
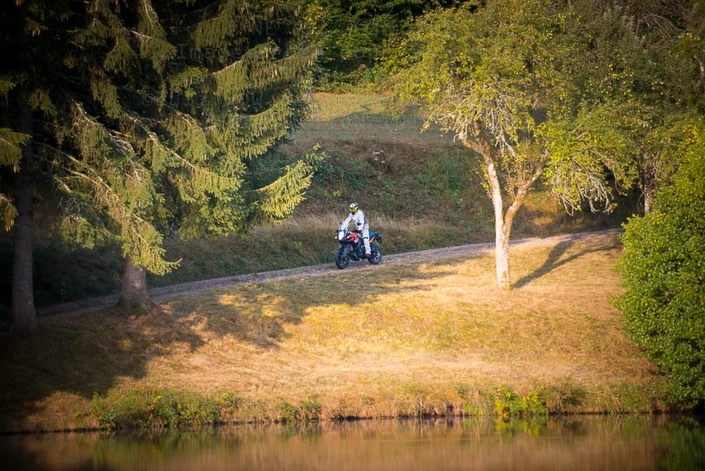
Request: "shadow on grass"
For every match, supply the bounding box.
[195,259,461,348]
[0,258,458,430]
[0,303,209,430]
[512,235,622,289]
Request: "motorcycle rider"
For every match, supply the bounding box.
[339,202,371,258]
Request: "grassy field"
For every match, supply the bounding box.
[0,230,664,432]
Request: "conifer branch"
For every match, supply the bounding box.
[0,128,31,170]
[123,111,242,202]
[60,155,173,273]
[212,43,316,100]
[0,194,17,231]
[0,78,16,95]
[255,149,323,221]
[58,102,175,273]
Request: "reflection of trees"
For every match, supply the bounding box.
[5,416,704,471]
[657,418,705,471]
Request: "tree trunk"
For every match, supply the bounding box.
[464,125,512,289]
[642,154,658,214]
[464,124,546,290]
[11,97,37,334]
[118,257,152,312]
[487,160,512,290]
[643,186,653,214]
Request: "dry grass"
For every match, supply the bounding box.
[0,231,663,431]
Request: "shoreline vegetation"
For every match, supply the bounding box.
[0,230,667,433]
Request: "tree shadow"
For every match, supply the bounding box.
[512,236,621,289]
[197,261,457,349]
[0,259,457,430]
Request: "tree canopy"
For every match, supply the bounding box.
[1,0,320,327]
[389,0,597,287]
[543,0,705,213]
[305,0,467,88]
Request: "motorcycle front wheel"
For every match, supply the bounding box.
[368,244,382,265]
[335,246,350,269]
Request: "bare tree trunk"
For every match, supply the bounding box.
[643,186,653,214]
[118,257,152,312]
[487,159,512,290]
[642,154,658,214]
[465,124,511,289]
[12,96,37,334]
[464,125,546,290]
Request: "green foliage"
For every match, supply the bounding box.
[255,146,326,222]
[1,0,319,277]
[92,389,222,430]
[92,388,322,429]
[615,124,705,409]
[541,0,705,214]
[388,0,592,288]
[305,0,466,89]
[0,122,31,231]
[389,0,705,221]
[299,394,322,421]
[493,387,549,419]
[276,399,298,423]
[0,127,29,172]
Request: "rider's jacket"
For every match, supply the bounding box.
[339,210,368,232]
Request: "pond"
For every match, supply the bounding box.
[1,415,704,471]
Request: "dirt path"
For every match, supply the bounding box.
[37,228,622,317]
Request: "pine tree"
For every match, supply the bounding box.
[1,0,319,325]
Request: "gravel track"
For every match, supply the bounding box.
[36,228,622,317]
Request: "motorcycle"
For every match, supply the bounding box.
[335,229,382,269]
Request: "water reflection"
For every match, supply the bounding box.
[1,416,704,471]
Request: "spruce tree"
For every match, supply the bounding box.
[1,0,76,333]
[1,0,319,325]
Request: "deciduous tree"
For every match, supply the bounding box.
[545,0,705,215]
[305,0,466,88]
[389,0,704,288]
[390,0,588,288]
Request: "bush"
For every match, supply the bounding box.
[615,127,705,409]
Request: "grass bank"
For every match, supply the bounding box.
[0,231,665,432]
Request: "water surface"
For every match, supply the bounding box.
[1,416,704,471]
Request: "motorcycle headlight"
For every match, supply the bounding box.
[337,231,345,241]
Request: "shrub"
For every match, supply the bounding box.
[493,387,549,419]
[615,127,705,409]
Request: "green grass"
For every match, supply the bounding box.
[0,231,665,432]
